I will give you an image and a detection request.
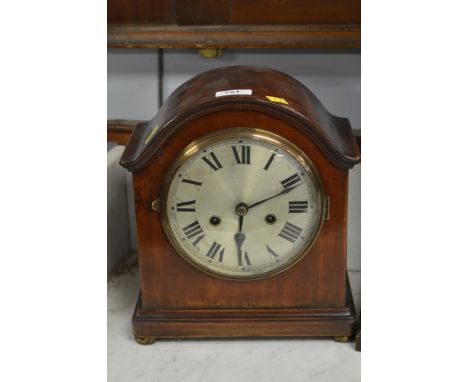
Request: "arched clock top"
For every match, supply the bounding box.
[120,66,360,172]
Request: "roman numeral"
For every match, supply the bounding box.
[176,200,196,212]
[264,153,276,170]
[281,173,301,188]
[231,145,251,165]
[181,178,202,187]
[182,221,205,245]
[289,201,308,213]
[278,222,303,243]
[202,152,222,171]
[266,245,279,258]
[238,251,251,266]
[206,241,224,262]
[192,234,204,246]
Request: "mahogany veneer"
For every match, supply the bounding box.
[120,66,360,341]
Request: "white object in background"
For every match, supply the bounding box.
[107,145,131,274]
[125,171,138,252]
[347,163,361,271]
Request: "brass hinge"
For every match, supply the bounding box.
[324,196,331,221]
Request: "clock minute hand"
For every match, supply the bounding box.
[234,203,247,265]
[247,183,301,209]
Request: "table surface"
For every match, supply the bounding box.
[108,267,361,382]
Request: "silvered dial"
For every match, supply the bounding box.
[161,129,325,279]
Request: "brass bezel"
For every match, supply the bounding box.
[160,128,326,281]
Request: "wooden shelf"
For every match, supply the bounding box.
[108,24,360,49]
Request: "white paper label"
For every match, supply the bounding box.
[215,89,252,97]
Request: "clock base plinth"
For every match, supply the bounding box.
[132,276,356,341]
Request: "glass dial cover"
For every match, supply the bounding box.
[161,129,325,280]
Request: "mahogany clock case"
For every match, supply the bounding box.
[120,66,360,340]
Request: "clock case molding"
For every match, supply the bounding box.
[121,66,360,340]
[120,66,359,171]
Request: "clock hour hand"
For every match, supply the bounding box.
[234,231,246,266]
[247,183,301,209]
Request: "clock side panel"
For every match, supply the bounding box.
[132,110,349,309]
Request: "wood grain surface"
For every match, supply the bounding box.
[108,0,360,48]
[121,66,359,340]
[120,66,360,171]
[108,24,360,49]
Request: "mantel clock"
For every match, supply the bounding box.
[120,66,360,344]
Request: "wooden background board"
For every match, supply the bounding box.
[108,0,360,25]
[108,0,361,48]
